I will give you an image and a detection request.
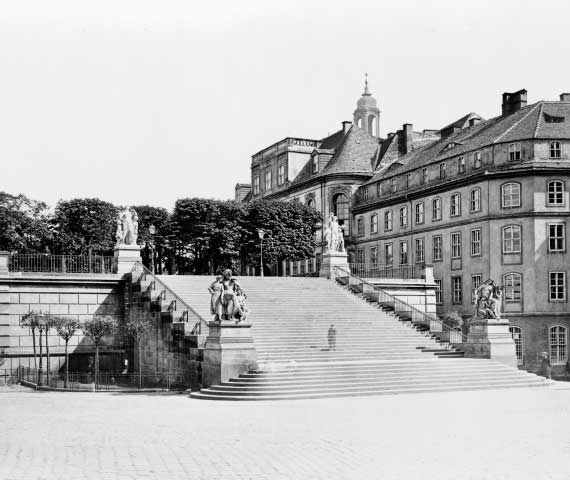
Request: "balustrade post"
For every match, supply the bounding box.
[0,252,9,275]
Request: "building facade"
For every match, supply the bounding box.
[351,89,570,374]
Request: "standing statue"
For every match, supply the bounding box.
[220,269,248,322]
[473,279,503,319]
[324,213,343,253]
[115,207,139,246]
[207,275,223,321]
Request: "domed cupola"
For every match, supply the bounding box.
[353,74,381,137]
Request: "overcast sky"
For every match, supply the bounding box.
[1,0,568,210]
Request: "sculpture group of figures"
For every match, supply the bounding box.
[324,213,345,253]
[208,269,248,323]
[115,208,139,246]
[472,279,504,319]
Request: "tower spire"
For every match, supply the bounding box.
[363,73,371,96]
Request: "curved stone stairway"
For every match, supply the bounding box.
[159,276,547,400]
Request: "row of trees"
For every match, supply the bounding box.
[1,192,322,274]
[21,311,153,389]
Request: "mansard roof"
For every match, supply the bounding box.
[365,100,570,183]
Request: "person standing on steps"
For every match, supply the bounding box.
[541,351,552,379]
[328,324,337,351]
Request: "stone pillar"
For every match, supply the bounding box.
[319,251,350,279]
[0,252,9,275]
[202,321,257,387]
[462,317,518,368]
[113,245,142,274]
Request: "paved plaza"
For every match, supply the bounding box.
[1,384,570,480]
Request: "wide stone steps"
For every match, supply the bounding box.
[158,275,547,400]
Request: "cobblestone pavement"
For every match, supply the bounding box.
[1,385,570,480]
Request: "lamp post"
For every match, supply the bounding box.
[148,225,156,274]
[258,229,265,277]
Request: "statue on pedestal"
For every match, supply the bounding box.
[215,269,248,322]
[324,213,345,253]
[473,279,504,320]
[115,208,139,246]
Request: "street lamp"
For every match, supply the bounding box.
[258,229,265,277]
[148,225,156,274]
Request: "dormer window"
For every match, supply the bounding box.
[391,178,397,193]
[362,187,369,201]
[439,163,446,180]
[421,167,428,185]
[544,113,565,123]
[312,155,319,173]
[444,142,458,150]
[405,173,412,188]
[377,182,382,196]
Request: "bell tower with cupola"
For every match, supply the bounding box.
[353,74,381,137]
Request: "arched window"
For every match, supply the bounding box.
[357,217,364,236]
[503,273,522,302]
[415,202,424,224]
[332,193,349,228]
[550,326,568,364]
[357,117,363,129]
[550,141,562,159]
[470,188,481,213]
[547,180,565,205]
[368,116,377,135]
[509,326,523,365]
[501,182,521,208]
[502,225,522,253]
[370,214,378,234]
[432,197,442,220]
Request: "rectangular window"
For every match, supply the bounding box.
[384,243,393,265]
[415,238,425,263]
[452,276,463,304]
[432,198,442,221]
[470,229,481,256]
[434,279,443,305]
[450,193,461,217]
[400,207,408,228]
[357,218,365,236]
[384,211,393,231]
[509,143,521,161]
[370,214,378,234]
[548,224,566,252]
[549,272,566,301]
[265,170,272,190]
[439,163,446,179]
[502,183,521,208]
[278,164,286,185]
[415,202,424,224]
[362,187,369,201]
[405,173,411,188]
[370,246,378,266]
[474,151,482,169]
[253,176,260,195]
[377,183,382,197]
[399,241,408,265]
[470,188,481,213]
[550,141,562,159]
[356,249,364,264]
[391,178,396,193]
[458,156,465,173]
[472,274,482,292]
[451,232,461,258]
[421,168,428,185]
[503,274,522,302]
[312,155,319,173]
[432,235,443,262]
[547,181,564,205]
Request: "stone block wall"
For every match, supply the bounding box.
[0,275,125,373]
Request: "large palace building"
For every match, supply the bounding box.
[238,85,570,374]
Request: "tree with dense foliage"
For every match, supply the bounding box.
[125,314,155,388]
[241,199,322,272]
[132,205,171,273]
[82,315,118,388]
[171,198,246,274]
[53,316,81,389]
[52,198,118,255]
[0,192,51,252]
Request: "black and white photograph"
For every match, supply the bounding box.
[1,1,570,478]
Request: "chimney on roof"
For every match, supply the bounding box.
[502,89,527,116]
[342,121,352,135]
[560,93,570,102]
[403,123,413,154]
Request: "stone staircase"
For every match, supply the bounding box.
[159,275,548,400]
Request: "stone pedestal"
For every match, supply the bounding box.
[462,317,518,368]
[202,321,257,387]
[113,244,142,274]
[319,251,350,279]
